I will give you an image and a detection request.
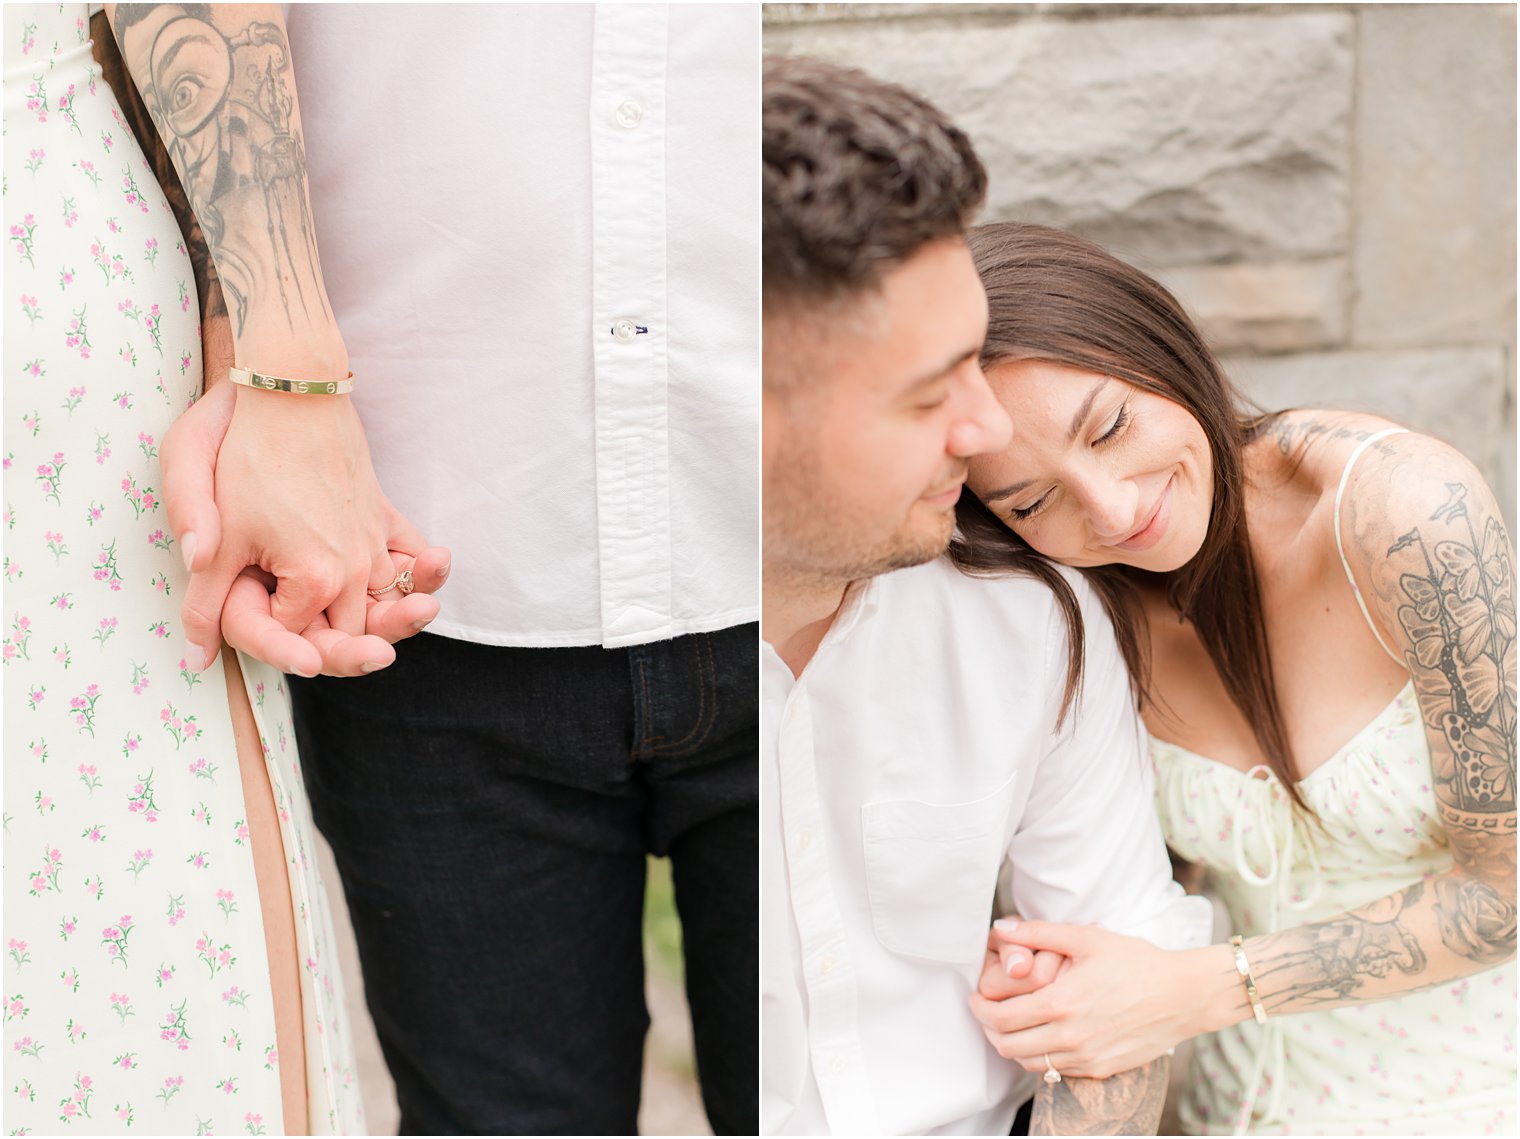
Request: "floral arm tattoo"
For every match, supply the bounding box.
[1030,1057,1168,1136]
[106,4,335,353]
[1238,432,1515,1015]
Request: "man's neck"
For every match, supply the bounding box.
[762,568,856,679]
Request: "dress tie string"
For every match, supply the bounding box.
[1229,765,1322,1135]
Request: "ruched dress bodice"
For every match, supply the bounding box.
[1154,681,1515,1134]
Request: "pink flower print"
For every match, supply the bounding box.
[155,1073,185,1105]
[106,217,120,234]
[157,966,174,986]
[7,996,26,1019]
[246,1110,267,1134]
[7,939,29,968]
[109,993,133,1025]
[62,1101,78,1119]
[218,1076,237,1095]
[234,820,250,845]
[14,1034,43,1058]
[83,824,104,843]
[11,213,37,265]
[144,236,159,266]
[264,1046,277,1068]
[26,148,45,174]
[60,919,77,938]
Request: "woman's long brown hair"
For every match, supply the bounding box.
[950,223,1308,812]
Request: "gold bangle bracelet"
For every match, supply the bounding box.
[1230,935,1268,1024]
[228,367,354,396]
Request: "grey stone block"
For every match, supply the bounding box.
[765,10,1354,267]
[1351,6,1517,351]
[1157,259,1348,354]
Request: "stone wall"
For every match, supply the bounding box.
[765,3,1517,527]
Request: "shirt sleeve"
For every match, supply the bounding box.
[1003,571,1212,950]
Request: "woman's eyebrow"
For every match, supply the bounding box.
[983,477,1035,504]
[1067,377,1110,440]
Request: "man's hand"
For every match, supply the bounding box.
[977,916,1069,1002]
[222,547,450,677]
[970,919,1199,1082]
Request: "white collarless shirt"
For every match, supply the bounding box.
[761,557,1212,1135]
[287,4,758,648]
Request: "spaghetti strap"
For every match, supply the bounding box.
[1332,427,1409,664]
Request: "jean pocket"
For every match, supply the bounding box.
[860,771,1019,966]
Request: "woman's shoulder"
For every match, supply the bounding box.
[1254,409,1483,503]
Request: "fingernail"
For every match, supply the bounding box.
[360,660,384,674]
[411,619,431,632]
[436,562,449,578]
[1004,950,1029,976]
[181,532,197,573]
[993,918,1021,935]
[291,665,318,679]
[186,642,209,671]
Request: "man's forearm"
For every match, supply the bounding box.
[1030,1056,1168,1136]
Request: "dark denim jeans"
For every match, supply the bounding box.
[290,625,758,1136]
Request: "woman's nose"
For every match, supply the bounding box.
[1076,473,1139,540]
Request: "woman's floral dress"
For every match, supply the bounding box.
[4,6,365,1133]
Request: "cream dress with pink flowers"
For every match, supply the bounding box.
[4,5,364,1133]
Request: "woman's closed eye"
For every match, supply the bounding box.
[1007,403,1133,522]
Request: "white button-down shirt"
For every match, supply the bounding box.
[288,4,758,648]
[762,557,1212,1135]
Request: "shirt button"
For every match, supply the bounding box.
[799,829,812,851]
[820,954,837,975]
[829,1055,847,1074]
[615,99,644,129]
[612,319,637,342]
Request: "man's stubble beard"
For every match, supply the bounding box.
[763,442,956,588]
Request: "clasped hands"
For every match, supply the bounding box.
[163,378,447,677]
[972,917,1193,1081]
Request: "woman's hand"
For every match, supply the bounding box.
[969,918,1222,1080]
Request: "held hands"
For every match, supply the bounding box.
[162,372,445,677]
[971,918,1197,1080]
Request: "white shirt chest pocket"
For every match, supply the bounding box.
[860,771,1020,966]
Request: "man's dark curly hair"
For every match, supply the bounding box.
[762,55,988,313]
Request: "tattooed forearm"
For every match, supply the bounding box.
[1030,1057,1168,1136]
[108,4,336,352]
[92,10,227,324]
[1251,883,1428,1010]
